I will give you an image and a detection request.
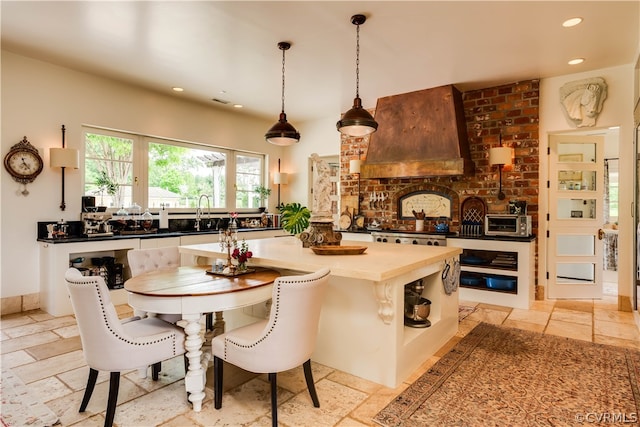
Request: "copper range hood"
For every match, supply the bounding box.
[360,84,474,179]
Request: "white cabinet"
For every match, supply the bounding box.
[340,232,374,242]
[448,237,535,309]
[39,239,140,316]
[140,237,181,249]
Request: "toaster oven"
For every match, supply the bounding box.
[484,214,531,237]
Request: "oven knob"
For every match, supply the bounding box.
[412,240,419,244]
[381,238,387,243]
[395,239,401,244]
[426,241,433,245]
[433,241,440,246]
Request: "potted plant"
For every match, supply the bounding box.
[94,170,119,207]
[254,185,271,211]
[278,202,311,235]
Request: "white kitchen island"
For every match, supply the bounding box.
[180,236,462,388]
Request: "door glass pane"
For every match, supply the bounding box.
[557,198,596,219]
[556,263,596,284]
[557,234,594,256]
[558,171,596,191]
[558,143,596,163]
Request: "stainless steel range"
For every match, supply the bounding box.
[371,231,447,246]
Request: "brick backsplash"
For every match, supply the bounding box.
[340,79,539,237]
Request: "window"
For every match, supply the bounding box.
[84,130,134,209]
[235,153,264,209]
[148,140,227,208]
[83,127,265,211]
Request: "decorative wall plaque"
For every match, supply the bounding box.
[559,77,607,128]
[398,192,451,220]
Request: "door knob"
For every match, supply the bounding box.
[597,229,605,240]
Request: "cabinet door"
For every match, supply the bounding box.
[140,237,180,249]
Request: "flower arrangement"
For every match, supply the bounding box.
[232,239,253,271]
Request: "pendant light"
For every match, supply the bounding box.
[337,14,378,137]
[265,41,300,146]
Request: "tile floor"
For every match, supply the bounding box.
[1,297,639,427]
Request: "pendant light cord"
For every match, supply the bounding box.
[281,45,286,114]
[355,23,360,99]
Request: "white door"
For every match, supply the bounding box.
[548,134,605,299]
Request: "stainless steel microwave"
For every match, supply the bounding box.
[484,214,531,237]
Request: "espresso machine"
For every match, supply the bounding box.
[82,212,113,237]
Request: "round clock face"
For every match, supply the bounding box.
[4,139,44,184]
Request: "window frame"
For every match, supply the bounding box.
[82,126,267,213]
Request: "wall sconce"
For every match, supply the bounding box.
[50,124,79,211]
[349,158,361,214]
[488,132,512,200]
[273,158,289,206]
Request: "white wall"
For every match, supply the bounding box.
[1,50,284,299]
[540,64,636,301]
[286,114,341,208]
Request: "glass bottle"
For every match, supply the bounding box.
[141,209,153,231]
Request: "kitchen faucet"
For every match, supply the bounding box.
[195,194,212,231]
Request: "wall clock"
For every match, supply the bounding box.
[4,136,44,195]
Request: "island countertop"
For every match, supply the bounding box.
[179,236,462,282]
[179,236,462,388]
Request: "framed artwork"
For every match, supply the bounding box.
[558,153,583,181]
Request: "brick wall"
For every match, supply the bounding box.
[340,79,540,236]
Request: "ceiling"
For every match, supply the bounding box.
[2,1,638,123]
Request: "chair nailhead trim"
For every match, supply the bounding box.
[223,270,330,359]
[71,278,178,355]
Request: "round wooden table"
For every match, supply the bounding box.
[125,265,280,412]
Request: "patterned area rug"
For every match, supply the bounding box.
[374,323,640,426]
[1,369,59,427]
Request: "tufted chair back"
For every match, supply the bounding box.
[211,268,330,426]
[65,267,185,371]
[65,268,186,426]
[127,247,181,277]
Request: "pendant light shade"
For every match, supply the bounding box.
[266,42,300,146]
[337,14,378,137]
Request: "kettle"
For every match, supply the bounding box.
[435,217,449,233]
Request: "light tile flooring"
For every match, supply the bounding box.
[1,297,639,427]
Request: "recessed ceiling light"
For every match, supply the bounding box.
[568,58,584,65]
[562,17,583,28]
[172,87,184,92]
[233,104,243,109]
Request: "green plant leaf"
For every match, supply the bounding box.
[279,202,310,235]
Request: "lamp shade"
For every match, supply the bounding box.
[349,159,361,174]
[274,172,289,185]
[265,113,300,146]
[50,147,79,168]
[337,97,378,137]
[489,146,512,166]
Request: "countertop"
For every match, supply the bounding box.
[179,236,462,282]
[37,227,285,244]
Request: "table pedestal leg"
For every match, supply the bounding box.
[182,313,211,412]
[212,311,225,336]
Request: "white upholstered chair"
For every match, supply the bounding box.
[211,268,330,427]
[127,246,215,329]
[127,247,182,324]
[65,268,186,427]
